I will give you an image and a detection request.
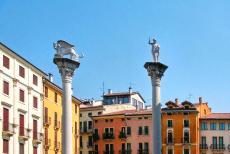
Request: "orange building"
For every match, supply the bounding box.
[93,109,152,154]
[161,98,211,154]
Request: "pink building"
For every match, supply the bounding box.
[93,109,152,154]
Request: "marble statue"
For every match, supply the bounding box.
[149,38,160,62]
[53,40,83,61]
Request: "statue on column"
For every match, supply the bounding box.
[149,38,160,62]
[53,40,83,61]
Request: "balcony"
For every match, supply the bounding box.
[93,133,100,141]
[2,123,14,138]
[80,127,93,134]
[119,150,132,154]
[182,137,190,144]
[54,141,61,151]
[18,127,29,141]
[104,151,114,154]
[210,144,225,151]
[33,132,43,145]
[165,138,174,145]
[138,149,149,154]
[44,117,51,127]
[103,133,114,140]
[44,139,51,149]
[200,144,208,150]
[119,131,127,140]
[54,121,61,130]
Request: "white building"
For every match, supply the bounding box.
[0,43,46,154]
[200,113,230,154]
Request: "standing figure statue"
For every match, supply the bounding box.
[53,40,83,61]
[149,38,160,62]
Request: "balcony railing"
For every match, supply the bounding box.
[182,137,190,144]
[18,127,29,140]
[200,144,208,149]
[119,150,132,154]
[54,141,61,151]
[33,132,43,144]
[210,144,225,150]
[165,138,174,144]
[104,151,114,154]
[138,149,149,154]
[44,139,51,149]
[93,133,100,141]
[54,121,61,130]
[119,131,127,139]
[2,122,14,136]
[80,127,93,133]
[103,133,114,140]
[44,117,51,126]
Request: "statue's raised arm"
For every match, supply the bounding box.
[148,38,160,62]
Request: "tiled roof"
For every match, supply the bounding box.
[200,113,230,120]
[95,109,152,117]
[80,104,103,109]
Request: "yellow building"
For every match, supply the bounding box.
[43,78,81,154]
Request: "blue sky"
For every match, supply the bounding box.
[0,0,230,112]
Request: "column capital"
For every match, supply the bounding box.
[144,62,168,79]
[53,58,80,80]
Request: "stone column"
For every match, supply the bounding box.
[54,58,80,154]
[144,38,168,154]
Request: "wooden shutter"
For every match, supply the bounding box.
[33,146,37,154]
[19,65,25,78]
[3,81,9,95]
[33,74,38,85]
[3,108,9,131]
[19,143,24,154]
[33,97,38,108]
[3,55,10,69]
[44,107,48,123]
[33,119,37,139]
[3,139,9,153]
[19,114,24,136]
[19,89,24,102]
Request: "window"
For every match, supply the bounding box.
[138,126,143,135]
[127,143,131,151]
[75,122,77,134]
[167,148,173,154]
[184,149,189,154]
[127,127,131,136]
[3,55,10,69]
[95,144,98,152]
[3,108,9,131]
[75,104,77,113]
[167,131,173,143]
[144,126,149,135]
[228,123,230,130]
[80,113,82,117]
[19,89,25,102]
[45,87,48,97]
[212,137,217,149]
[184,120,189,128]
[105,144,114,153]
[168,120,173,128]
[184,131,190,143]
[33,96,38,108]
[98,112,102,115]
[3,139,9,153]
[33,119,37,140]
[201,122,208,130]
[80,136,83,147]
[88,136,93,146]
[88,112,92,117]
[144,142,149,151]
[33,146,37,154]
[54,112,57,127]
[33,74,38,85]
[219,137,224,147]
[210,123,216,130]
[3,81,9,95]
[54,92,57,103]
[88,121,92,130]
[19,143,24,154]
[19,65,25,78]
[19,114,24,136]
[219,123,225,130]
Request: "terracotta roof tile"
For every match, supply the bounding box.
[201,113,230,120]
[95,109,152,117]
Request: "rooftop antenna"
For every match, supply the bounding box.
[102,82,105,96]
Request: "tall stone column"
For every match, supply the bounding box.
[53,40,80,154]
[144,38,168,154]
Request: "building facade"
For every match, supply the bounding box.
[162,98,211,154]
[79,102,104,154]
[93,109,152,154]
[43,78,81,154]
[0,43,46,154]
[200,113,230,154]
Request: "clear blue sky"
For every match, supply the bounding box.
[1,0,230,112]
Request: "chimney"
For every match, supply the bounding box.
[175,98,179,105]
[199,97,202,104]
[129,86,132,93]
[108,89,112,94]
[48,73,53,82]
